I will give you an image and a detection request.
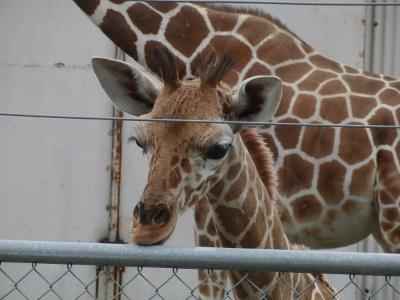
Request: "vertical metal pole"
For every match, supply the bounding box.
[96,47,125,300]
[358,1,375,298]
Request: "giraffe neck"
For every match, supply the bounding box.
[73,0,314,86]
[207,135,289,251]
[206,136,334,298]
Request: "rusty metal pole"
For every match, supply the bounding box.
[96,48,125,300]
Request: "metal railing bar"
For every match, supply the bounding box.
[137,1,400,7]
[1,112,400,129]
[0,240,400,276]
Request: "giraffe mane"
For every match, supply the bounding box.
[240,129,279,204]
[200,3,310,46]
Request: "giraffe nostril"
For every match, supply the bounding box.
[133,202,140,220]
[151,204,170,225]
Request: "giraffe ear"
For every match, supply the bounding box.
[91,57,161,116]
[232,76,283,127]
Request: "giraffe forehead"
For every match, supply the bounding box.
[145,123,233,150]
[151,81,233,120]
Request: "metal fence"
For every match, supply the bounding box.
[1,240,400,300]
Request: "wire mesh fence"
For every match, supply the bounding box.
[1,240,400,300]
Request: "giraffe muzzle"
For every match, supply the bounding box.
[133,202,170,225]
[132,201,177,245]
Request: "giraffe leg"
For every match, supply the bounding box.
[374,149,400,253]
[194,197,228,299]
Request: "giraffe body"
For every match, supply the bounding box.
[74,0,400,253]
[91,49,337,299]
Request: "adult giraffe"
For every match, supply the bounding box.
[91,49,337,299]
[73,0,400,253]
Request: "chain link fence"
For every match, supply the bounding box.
[0,240,400,300]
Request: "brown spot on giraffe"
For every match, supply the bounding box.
[225,169,247,201]
[226,162,241,180]
[293,94,317,119]
[241,209,267,248]
[297,70,337,91]
[207,9,238,31]
[275,62,312,83]
[275,85,294,117]
[381,221,395,231]
[339,127,372,164]
[383,208,400,222]
[170,155,179,167]
[257,33,305,65]
[245,63,271,78]
[343,75,385,95]
[207,219,217,236]
[209,180,225,198]
[229,272,249,299]
[195,36,252,74]
[237,16,275,46]
[180,158,191,173]
[242,190,257,216]
[318,161,346,205]
[369,108,397,146]
[319,79,347,95]
[389,81,400,90]
[301,127,335,158]
[168,167,181,189]
[100,10,138,60]
[275,118,301,149]
[379,88,400,106]
[377,150,400,197]
[127,3,161,34]
[350,95,377,118]
[278,154,314,197]
[291,195,323,223]
[309,54,343,73]
[349,160,375,197]
[320,97,348,123]
[389,226,400,244]
[198,284,210,297]
[342,200,363,217]
[194,200,208,229]
[165,6,209,57]
[149,2,178,13]
[73,0,99,15]
[215,206,249,237]
[380,190,396,205]
[198,234,213,246]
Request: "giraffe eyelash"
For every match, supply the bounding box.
[128,136,146,152]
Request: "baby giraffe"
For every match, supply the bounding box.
[91,49,336,299]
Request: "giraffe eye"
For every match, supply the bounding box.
[205,144,232,160]
[128,136,144,149]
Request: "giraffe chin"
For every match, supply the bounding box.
[132,225,176,246]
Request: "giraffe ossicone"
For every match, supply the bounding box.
[91,49,337,298]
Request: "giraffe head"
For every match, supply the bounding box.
[92,50,282,245]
